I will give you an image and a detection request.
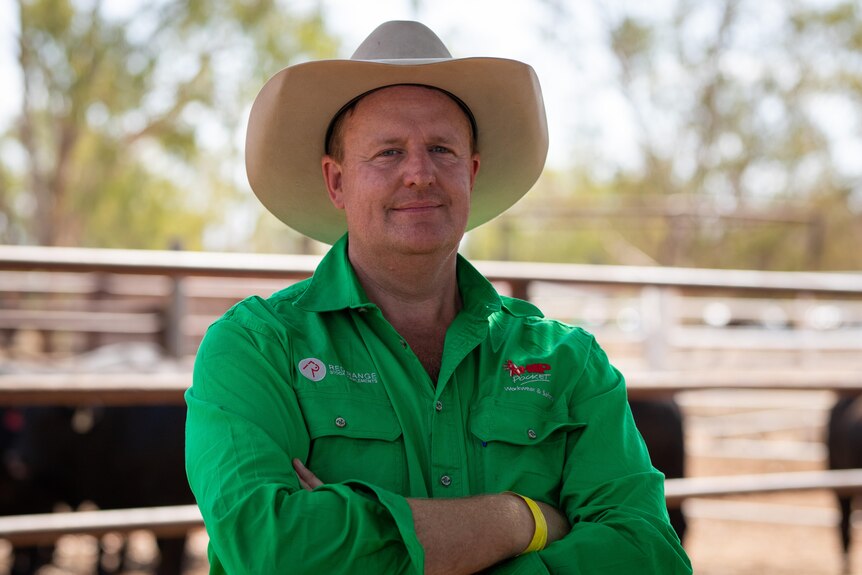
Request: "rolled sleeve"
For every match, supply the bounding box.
[489,337,691,574]
[185,317,423,575]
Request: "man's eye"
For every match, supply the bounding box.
[379,149,400,157]
[430,146,450,153]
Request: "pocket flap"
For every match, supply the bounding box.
[469,400,585,445]
[299,392,402,441]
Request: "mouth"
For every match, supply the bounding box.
[391,201,443,213]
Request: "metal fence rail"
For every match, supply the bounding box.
[0,369,859,406]
[1,469,861,546]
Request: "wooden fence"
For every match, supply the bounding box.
[2,244,861,367]
[1,245,861,551]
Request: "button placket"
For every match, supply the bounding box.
[430,381,463,496]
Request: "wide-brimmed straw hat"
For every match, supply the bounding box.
[245,20,548,244]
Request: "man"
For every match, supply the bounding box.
[185,20,692,575]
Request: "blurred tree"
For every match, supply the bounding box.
[0,0,338,249]
[469,0,862,271]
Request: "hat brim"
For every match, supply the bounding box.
[246,57,548,245]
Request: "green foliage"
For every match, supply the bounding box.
[474,0,862,271]
[2,0,339,249]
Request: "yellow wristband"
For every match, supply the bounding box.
[508,492,547,555]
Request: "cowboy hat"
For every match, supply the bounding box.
[245,20,548,244]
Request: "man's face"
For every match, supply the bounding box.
[322,85,480,258]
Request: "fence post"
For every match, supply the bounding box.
[163,240,186,358]
[641,286,672,369]
[164,275,186,358]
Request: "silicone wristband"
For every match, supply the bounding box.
[508,492,548,555]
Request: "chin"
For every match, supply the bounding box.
[395,230,463,256]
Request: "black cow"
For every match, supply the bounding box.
[5,405,192,575]
[629,398,687,543]
[1,407,55,575]
[827,395,862,574]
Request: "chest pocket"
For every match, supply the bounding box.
[469,400,585,502]
[298,392,405,494]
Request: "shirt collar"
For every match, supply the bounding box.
[294,233,508,318]
[294,234,373,313]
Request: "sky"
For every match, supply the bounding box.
[0,0,637,171]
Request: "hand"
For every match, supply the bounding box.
[292,458,323,490]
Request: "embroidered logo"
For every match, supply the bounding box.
[328,364,378,384]
[298,358,326,382]
[504,360,551,379]
[502,360,554,400]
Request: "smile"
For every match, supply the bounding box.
[391,202,443,212]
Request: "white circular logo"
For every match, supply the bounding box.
[298,358,326,382]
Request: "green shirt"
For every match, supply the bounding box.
[185,235,691,574]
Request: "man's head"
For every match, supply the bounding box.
[245,20,548,244]
[321,85,480,257]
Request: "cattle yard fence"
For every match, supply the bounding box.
[1,245,861,548]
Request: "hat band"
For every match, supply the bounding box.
[323,83,479,155]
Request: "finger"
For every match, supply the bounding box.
[293,458,323,490]
[297,476,312,491]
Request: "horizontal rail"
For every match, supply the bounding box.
[1,469,861,544]
[664,468,862,507]
[0,246,319,279]
[1,245,860,295]
[625,369,862,396]
[0,309,163,333]
[0,373,191,405]
[0,504,203,546]
[0,369,859,405]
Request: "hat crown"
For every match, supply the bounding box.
[351,20,453,60]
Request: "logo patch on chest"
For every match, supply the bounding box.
[298,358,327,381]
[502,360,554,400]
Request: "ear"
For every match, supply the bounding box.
[468,153,481,192]
[321,155,345,209]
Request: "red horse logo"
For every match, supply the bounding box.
[504,360,526,376]
[504,360,551,378]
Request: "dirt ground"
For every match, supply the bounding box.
[684,494,861,574]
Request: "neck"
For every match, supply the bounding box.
[347,241,462,330]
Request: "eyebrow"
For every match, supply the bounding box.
[370,134,464,148]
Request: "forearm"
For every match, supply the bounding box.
[408,494,528,575]
[297,459,568,574]
[409,494,572,574]
[539,482,692,574]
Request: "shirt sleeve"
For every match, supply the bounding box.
[185,315,424,575]
[487,336,693,575]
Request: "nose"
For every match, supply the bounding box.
[402,149,435,189]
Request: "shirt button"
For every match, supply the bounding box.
[435,401,443,412]
[335,417,347,428]
[527,429,537,440]
[440,475,452,487]
[400,339,408,349]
